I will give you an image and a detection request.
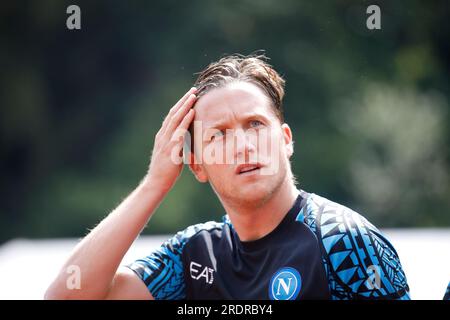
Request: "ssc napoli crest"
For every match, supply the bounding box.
[269,267,302,300]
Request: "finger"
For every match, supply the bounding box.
[168,109,195,148]
[178,108,195,131]
[170,87,197,116]
[161,87,197,130]
[171,109,196,160]
[181,109,197,162]
[164,94,197,136]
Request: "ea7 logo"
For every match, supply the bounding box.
[190,261,214,284]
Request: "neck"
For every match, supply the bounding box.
[223,179,299,242]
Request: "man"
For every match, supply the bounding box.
[45,54,410,300]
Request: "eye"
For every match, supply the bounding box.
[210,130,225,141]
[249,120,263,128]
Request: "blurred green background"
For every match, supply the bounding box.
[0,0,449,244]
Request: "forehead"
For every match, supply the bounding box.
[193,82,277,125]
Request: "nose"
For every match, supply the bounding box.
[234,129,257,163]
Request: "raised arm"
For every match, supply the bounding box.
[45,87,197,300]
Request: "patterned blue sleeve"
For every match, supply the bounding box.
[127,224,208,300]
[444,282,450,300]
[126,222,220,300]
[303,193,411,300]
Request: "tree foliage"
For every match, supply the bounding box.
[0,0,448,243]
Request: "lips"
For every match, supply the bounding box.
[236,164,262,175]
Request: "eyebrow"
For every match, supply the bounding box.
[205,112,271,129]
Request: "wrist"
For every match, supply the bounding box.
[140,173,172,196]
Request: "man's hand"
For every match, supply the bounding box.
[45,88,199,300]
[146,87,197,193]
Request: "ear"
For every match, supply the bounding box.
[281,123,294,159]
[187,151,209,183]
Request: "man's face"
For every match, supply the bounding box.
[190,81,294,207]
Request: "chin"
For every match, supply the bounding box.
[212,168,287,206]
[232,181,276,204]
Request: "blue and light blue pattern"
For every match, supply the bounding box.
[127,221,223,300]
[302,193,410,300]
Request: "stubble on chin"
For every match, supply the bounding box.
[216,165,288,211]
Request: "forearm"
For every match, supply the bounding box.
[45,175,167,299]
[45,87,197,300]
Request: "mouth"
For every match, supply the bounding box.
[236,164,263,175]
